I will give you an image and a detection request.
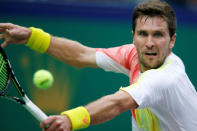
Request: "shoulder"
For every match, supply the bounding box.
[139,55,185,90]
[139,69,170,88]
[96,43,136,54]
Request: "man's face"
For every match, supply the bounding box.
[133,16,176,72]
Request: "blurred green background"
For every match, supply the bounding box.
[0,1,197,131]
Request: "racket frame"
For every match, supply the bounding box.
[0,47,48,122]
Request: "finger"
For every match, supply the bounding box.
[5,29,11,35]
[0,28,6,33]
[0,34,4,39]
[0,23,12,29]
[40,116,57,129]
[46,121,60,131]
[6,28,18,37]
[47,119,62,131]
[1,41,8,48]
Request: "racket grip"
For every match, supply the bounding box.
[23,95,48,122]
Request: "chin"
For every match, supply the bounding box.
[139,56,165,71]
[142,60,164,70]
[147,62,163,69]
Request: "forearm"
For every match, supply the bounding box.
[46,36,97,68]
[0,24,98,68]
[85,91,137,125]
[86,94,122,125]
[42,91,138,131]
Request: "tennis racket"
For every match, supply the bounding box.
[0,46,48,123]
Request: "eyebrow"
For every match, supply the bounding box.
[154,30,165,34]
[136,29,166,33]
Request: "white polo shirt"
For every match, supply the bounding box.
[96,45,197,131]
[121,53,197,131]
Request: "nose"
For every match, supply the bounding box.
[146,36,154,49]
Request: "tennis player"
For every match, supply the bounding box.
[0,1,197,131]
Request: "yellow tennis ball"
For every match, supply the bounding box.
[33,69,54,89]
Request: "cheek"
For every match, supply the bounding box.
[159,42,170,56]
[134,43,142,54]
[134,36,143,44]
[134,39,144,50]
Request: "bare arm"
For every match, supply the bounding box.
[40,90,138,131]
[47,36,97,68]
[0,23,98,68]
[86,90,138,125]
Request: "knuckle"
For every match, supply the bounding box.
[7,23,13,26]
[5,29,11,34]
[50,115,58,119]
[56,120,62,126]
[42,121,48,126]
[58,127,64,131]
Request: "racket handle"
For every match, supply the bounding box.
[23,95,48,122]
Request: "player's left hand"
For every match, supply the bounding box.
[0,23,31,48]
[40,115,72,131]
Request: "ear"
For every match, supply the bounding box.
[169,33,176,49]
[132,30,135,37]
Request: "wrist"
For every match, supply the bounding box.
[26,27,51,53]
[23,28,32,44]
[61,106,91,131]
[62,115,73,131]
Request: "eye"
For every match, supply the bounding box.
[138,31,147,36]
[154,32,163,37]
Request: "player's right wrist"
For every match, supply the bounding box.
[25,27,51,53]
[61,106,91,131]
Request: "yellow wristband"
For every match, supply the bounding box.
[61,106,91,130]
[26,27,51,53]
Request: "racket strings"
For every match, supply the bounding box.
[0,53,9,92]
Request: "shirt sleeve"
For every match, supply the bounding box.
[121,70,168,108]
[96,44,138,76]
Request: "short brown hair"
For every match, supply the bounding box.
[132,1,177,37]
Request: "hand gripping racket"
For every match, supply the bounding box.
[0,46,48,123]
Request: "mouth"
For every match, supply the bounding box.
[145,52,157,56]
